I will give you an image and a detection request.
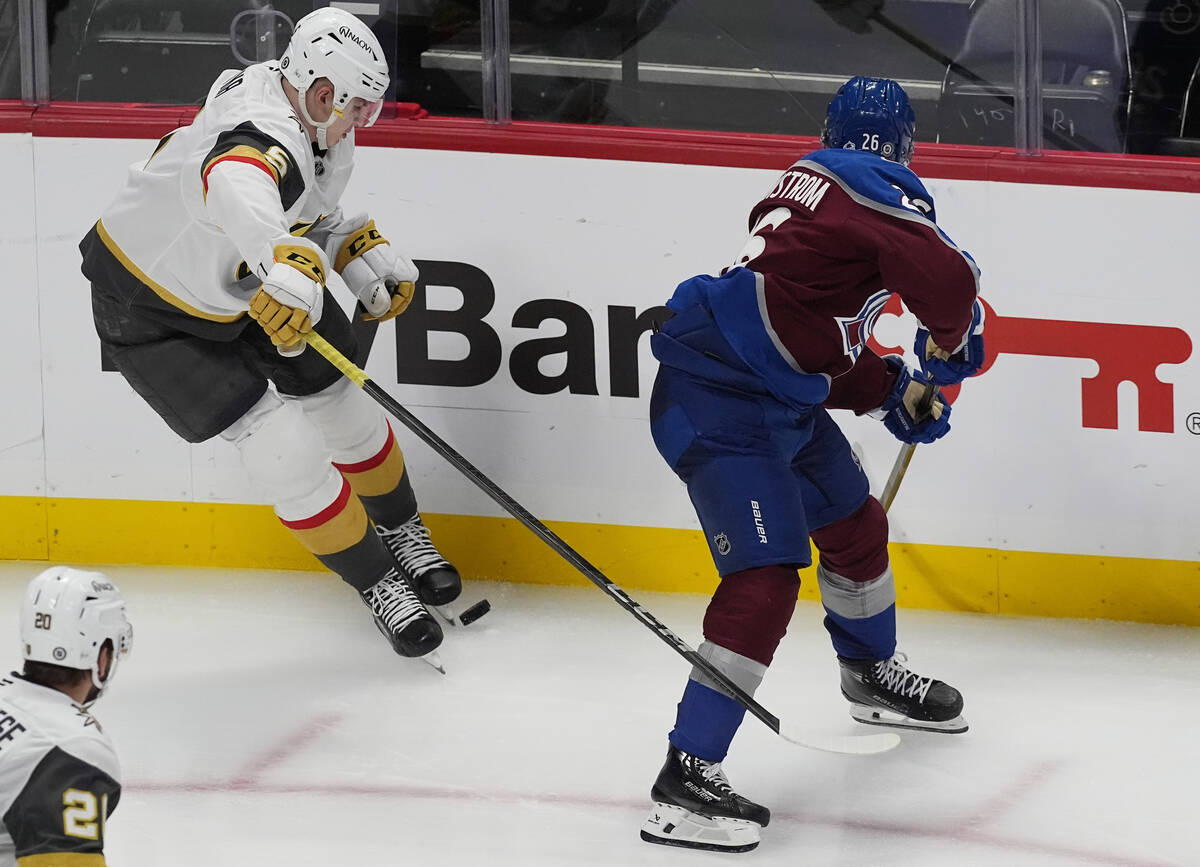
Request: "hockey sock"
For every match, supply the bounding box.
[817,564,897,660]
[702,566,801,665]
[809,496,890,581]
[670,680,746,762]
[279,476,393,593]
[667,567,799,759]
[333,423,419,527]
[810,496,896,659]
[669,641,766,762]
[298,380,419,527]
[224,392,394,593]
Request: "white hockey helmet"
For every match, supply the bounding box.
[279,6,390,149]
[21,566,134,698]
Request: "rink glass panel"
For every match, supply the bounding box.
[1,0,21,99]
[16,1,1200,156]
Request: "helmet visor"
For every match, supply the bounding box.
[363,97,384,127]
[340,96,385,129]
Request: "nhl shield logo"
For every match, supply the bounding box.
[714,533,731,555]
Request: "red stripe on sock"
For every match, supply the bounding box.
[280,478,353,530]
[333,424,396,474]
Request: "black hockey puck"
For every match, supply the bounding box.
[458,599,491,626]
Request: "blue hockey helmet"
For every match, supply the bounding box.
[821,76,916,166]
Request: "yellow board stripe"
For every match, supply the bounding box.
[95,220,243,323]
[2,496,1198,626]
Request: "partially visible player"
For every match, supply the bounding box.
[641,76,986,852]
[80,7,466,664]
[0,567,134,865]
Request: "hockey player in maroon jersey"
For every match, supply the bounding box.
[79,8,467,666]
[0,567,134,865]
[641,76,986,852]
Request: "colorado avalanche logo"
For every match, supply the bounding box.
[834,290,891,361]
[890,183,932,216]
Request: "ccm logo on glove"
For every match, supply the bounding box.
[333,218,418,323]
[249,243,328,356]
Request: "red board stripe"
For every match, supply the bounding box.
[5,100,1200,192]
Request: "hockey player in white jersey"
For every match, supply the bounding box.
[0,567,133,866]
[80,7,465,663]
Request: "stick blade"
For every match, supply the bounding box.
[778,720,901,755]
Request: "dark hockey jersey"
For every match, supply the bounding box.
[662,148,981,415]
[0,675,120,866]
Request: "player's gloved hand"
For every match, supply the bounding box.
[877,356,951,444]
[914,298,986,386]
[330,215,418,322]
[249,243,326,357]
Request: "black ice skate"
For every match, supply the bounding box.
[640,745,770,853]
[377,515,462,608]
[839,652,967,733]
[360,568,443,659]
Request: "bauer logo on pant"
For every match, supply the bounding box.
[751,500,769,544]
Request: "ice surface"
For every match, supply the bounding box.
[0,563,1194,866]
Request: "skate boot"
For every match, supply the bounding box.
[360,568,443,658]
[839,652,967,733]
[377,515,462,607]
[640,745,770,853]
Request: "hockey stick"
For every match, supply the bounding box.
[879,381,941,513]
[879,443,917,514]
[307,329,898,756]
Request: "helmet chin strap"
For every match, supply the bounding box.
[296,86,335,151]
[84,647,121,707]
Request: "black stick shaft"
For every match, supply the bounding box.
[307,331,783,734]
[362,379,782,730]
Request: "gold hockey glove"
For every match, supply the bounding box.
[332,217,419,322]
[250,244,327,355]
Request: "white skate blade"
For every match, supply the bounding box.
[420,651,446,675]
[848,703,968,734]
[640,802,761,853]
[778,718,901,754]
[432,602,462,627]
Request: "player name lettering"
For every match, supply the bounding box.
[0,709,28,747]
[765,171,830,211]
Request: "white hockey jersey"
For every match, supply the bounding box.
[90,61,355,321]
[0,674,121,866]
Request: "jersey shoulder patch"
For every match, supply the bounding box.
[201,121,307,211]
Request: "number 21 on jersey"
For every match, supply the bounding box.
[63,789,106,840]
